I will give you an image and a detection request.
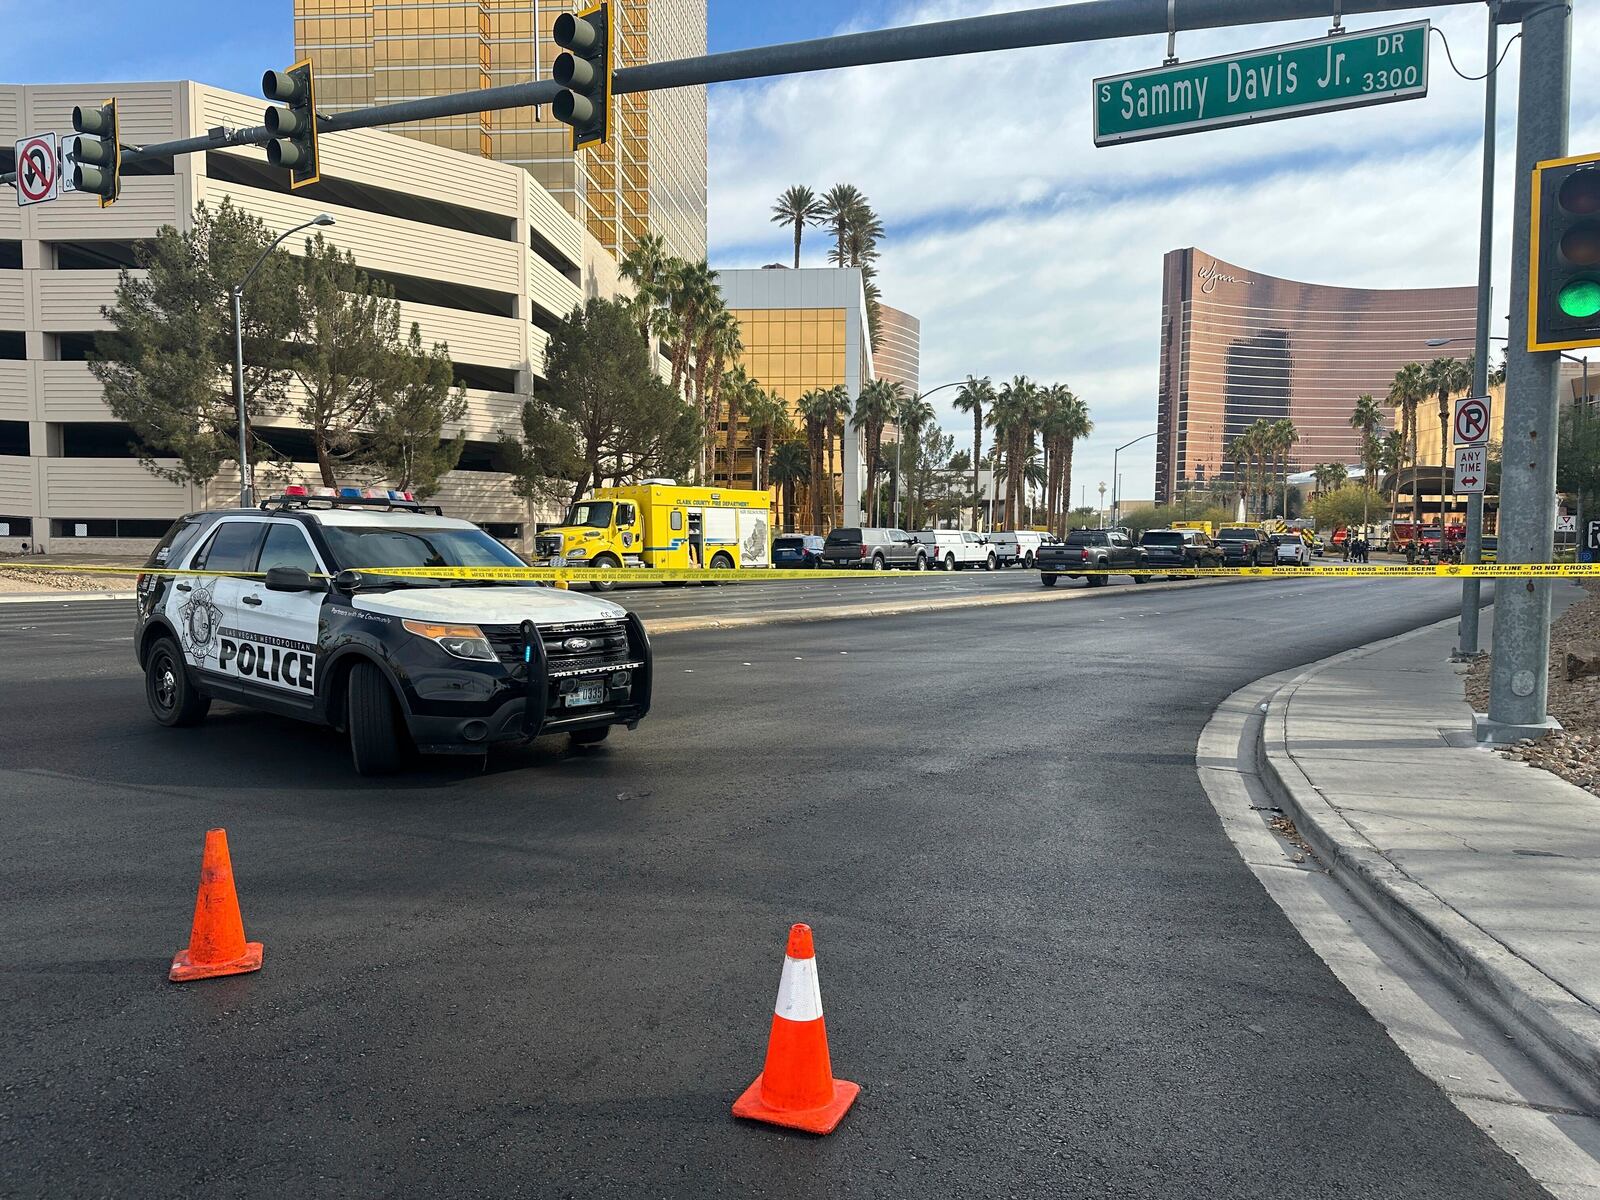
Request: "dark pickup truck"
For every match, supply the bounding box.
[1038,529,1149,587]
[1215,526,1276,567]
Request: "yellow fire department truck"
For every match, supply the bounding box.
[533,480,773,590]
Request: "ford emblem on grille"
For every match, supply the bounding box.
[562,636,595,652]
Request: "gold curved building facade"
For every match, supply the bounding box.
[1155,248,1476,504]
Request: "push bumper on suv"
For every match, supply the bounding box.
[393,612,653,754]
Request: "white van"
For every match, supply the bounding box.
[990,530,1045,568]
[914,529,996,570]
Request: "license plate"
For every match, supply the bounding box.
[565,680,605,707]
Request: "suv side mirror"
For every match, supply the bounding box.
[265,565,326,593]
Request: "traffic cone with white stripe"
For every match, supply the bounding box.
[732,922,860,1134]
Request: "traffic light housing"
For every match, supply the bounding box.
[263,60,321,189]
[71,100,119,208]
[1530,150,1600,352]
[553,2,611,150]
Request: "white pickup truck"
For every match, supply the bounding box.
[914,530,997,570]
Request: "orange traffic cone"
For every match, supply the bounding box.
[732,923,860,1134]
[168,828,264,983]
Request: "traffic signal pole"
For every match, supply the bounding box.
[1481,1,1573,741]
[1456,4,1499,662]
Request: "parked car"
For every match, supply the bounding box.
[1215,526,1275,567]
[1138,528,1222,577]
[772,533,826,568]
[821,527,928,570]
[915,529,996,571]
[1037,528,1149,587]
[989,530,1046,568]
[1271,533,1311,567]
[1480,535,1498,563]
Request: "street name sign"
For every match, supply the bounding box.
[1455,445,1487,495]
[1093,21,1429,147]
[1454,395,1491,446]
[14,133,58,206]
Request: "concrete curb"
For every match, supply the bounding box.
[1257,619,1600,1110]
[644,574,1250,635]
[0,590,136,605]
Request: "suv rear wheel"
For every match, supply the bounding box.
[943,552,956,571]
[871,553,886,570]
[349,661,407,776]
[145,637,210,727]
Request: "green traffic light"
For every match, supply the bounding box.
[1558,278,1600,319]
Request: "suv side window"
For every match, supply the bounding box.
[191,521,265,573]
[259,522,321,574]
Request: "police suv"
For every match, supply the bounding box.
[134,487,653,775]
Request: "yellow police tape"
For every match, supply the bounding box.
[4,561,1599,582]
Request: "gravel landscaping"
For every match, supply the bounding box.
[1467,581,1600,796]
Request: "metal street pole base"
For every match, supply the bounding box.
[1473,711,1563,746]
[1451,648,1488,663]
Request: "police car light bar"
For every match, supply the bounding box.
[260,489,439,514]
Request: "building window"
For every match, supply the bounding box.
[0,241,21,269]
[53,241,145,271]
[60,423,151,458]
[0,421,27,456]
[0,516,33,537]
[0,331,24,360]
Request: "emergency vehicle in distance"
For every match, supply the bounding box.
[534,480,772,590]
[134,486,652,775]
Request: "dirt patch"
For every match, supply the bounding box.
[0,565,139,593]
[1467,580,1600,796]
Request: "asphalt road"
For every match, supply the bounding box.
[1,577,1545,1198]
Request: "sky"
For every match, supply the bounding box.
[2,1,1596,507]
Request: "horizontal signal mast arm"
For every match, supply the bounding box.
[2,0,1480,186]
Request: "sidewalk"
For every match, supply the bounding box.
[1260,607,1600,1108]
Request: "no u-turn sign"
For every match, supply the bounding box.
[14,133,58,206]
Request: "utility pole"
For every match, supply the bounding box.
[1482,1,1572,741]
[1457,3,1499,660]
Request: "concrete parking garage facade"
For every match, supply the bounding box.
[0,80,630,557]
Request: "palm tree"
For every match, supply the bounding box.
[894,391,936,527]
[717,363,759,487]
[618,233,672,346]
[1425,355,1473,525]
[666,258,718,399]
[797,388,832,534]
[1043,388,1091,538]
[1381,428,1406,531]
[770,185,824,270]
[952,376,993,529]
[1388,361,1427,529]
[1272,418,1299,519]
[743,388,793,493]
[989,376,1039,528]
[819,184,869,266]
[1229,433,1251,518]
[695,306,741,481]
[770,440,809,530]
[1350,392,1384,529]
[852,378,903,525]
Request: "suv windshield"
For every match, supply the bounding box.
[321,524,532,588]
[1141,532,1183,546]
[563,502,613,529]
[1218,528,1257,541]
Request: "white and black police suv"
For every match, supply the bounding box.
[134,487,652,775]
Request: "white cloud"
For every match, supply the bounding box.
[708,1,1600,506]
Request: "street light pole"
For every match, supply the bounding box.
[1111,430,1156,529]
[231,213,335,507]
[894,379,964,530]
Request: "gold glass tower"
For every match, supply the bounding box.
[294,0,707,261]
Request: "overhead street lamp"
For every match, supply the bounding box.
[1424,335,1589,408]
[232,213,335,507]
[1111,431,1156,529]
[894,379,966,530]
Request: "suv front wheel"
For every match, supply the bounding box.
[145,637,210,727]
[348,661,407,776]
